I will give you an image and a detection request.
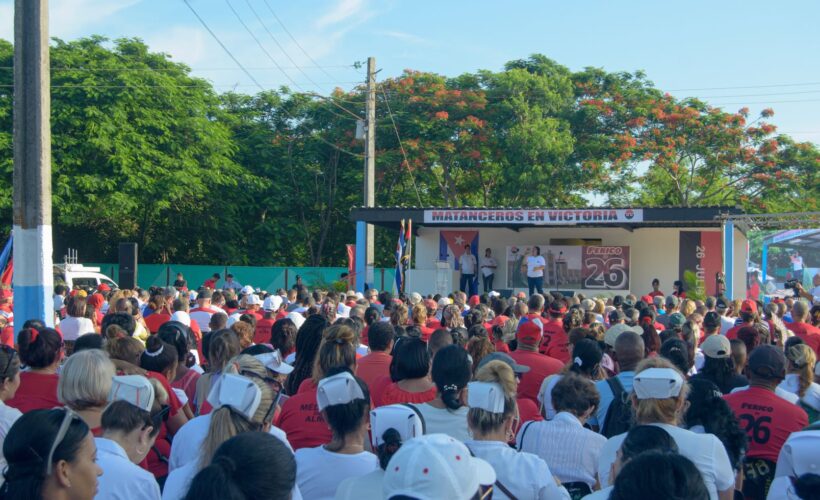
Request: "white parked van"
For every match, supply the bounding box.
[53,264,118,290]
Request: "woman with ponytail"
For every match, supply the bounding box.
[538,338,602,420]
[163,356,281,500]
[465,360,570,500]
[283,315,328,396]
[184,432,295,500]
[277,323,357,450]
[412,344,472,442]
[6,327,63,413]
[778,342,820,417]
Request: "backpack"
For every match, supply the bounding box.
[601,376,633,438]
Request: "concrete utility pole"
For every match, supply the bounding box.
[12,0,54,334]
[356,56,376,292]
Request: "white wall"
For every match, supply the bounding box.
[405,226,748,299]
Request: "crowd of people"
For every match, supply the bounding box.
[0,271,818,499]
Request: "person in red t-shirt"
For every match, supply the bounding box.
[277,322,356,450]
[377,337,436,407]
[648,278,665,298]
[6,327,64,413]
[509,321,564,403]
[726,300,759,340]
[786,301,820,356]
[254,311,277,346]
[356,322,394,391]
[540,301,570,364]
[202,273,220,290]
[410,304,435,342]
[724,345,808,500]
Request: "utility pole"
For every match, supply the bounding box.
[356,56,376,292]
[12,0,54,334]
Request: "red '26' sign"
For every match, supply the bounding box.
[582,246,630,290]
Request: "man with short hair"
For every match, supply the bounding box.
[724,345,808,499]
[189,289,222,333]
[357,322,395,390]
[459,244,477,297]
[203,272,220,290]
[428,328,454,359]
[222,273,242,292]
[526,246,546,296]
[648,278,664,298]
[539,301,570,363]
[656,296,679,328]
[726,300,759,340]
[590,331,645,434]
[786,301,820,355]
[479,248,497,293]
[509,321,564,402]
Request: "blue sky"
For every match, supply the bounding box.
[1,0,819,143]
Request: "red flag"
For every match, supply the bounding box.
[346,245,356,289]
[1,258,12,286]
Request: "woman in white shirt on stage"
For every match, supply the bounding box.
[464,359,570,500]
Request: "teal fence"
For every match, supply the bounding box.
[86,264,396,293]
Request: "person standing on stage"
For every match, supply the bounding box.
[480,248,497,293]
[526,246,546,296]
[460,244,478,297]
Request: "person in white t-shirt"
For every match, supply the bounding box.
[295,370,378,500]
[596,359,735,500]
[60,296,96,341]
[526,246,546,296]
[766,429,820,500]
[778,343,820,414]
[480,248,498,294]
[335,404,425,500]
[412,345,471,443]
[459,244,478,297]
[464,360,571,500]
[0,346,22,487]
[790,252,804,282]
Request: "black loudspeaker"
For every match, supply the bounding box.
[118,242,138,289]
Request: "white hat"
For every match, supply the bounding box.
[316,371,365,411]
[108,375,155,411]
[581,298,596,311]
[240,285,255,295]
[785,431,820,476]
[246,294,262,306]
[382,433,496,500]
[438,297,451,308]
[207,374,262,420]
[286,311,305,329]
[633,368,684,399]
[254,351,294,375]
[263,295,283,311]
[604,323,643,347]
[701,335,731,359]
[467,381,505,413]
[369,404,425,449]
[536,375,560,410]
[170,311,191,327]
[488,291,500,298]
[355,292,364,300]
[409,292,422,305]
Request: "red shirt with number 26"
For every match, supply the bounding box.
[724,386,808,462]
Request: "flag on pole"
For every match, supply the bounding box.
[394,220,407,295]
[0,236,12,286]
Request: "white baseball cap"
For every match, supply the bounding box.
[409,292,422,305]
[286,311,305,329]
[254,351,294,375]
[369,404,425,449]
[108,375,155,411]
[604,323,643,347]
[316,371,365,411]
[246,294,262,306]
[633,367,684,399]
[382,433,496,500]
[263,295,282,311]
[240,285,255,295]
[467,382,505,413]
[207,374,262,420]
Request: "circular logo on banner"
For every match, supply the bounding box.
[625,209,634,219]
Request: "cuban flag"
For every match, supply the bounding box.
[0,236,12,286]
[439,230,479,270]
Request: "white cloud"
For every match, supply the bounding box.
[315,0,367,29]
[377,30,430,45]
[144,26,208,66]
[50,0,142,38]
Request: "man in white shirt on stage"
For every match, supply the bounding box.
[480,248,497,293]
[459,244,478,297]
[527,246,546,296]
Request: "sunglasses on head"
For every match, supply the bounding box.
[46,408,82,475]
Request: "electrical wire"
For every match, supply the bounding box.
[380,86,423,206]
[181,0,363,158]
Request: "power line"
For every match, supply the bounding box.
[0,65,359,72]
[224,0,361,120]
[668,81,820,91]
[380,86,423,206]
[181,0,362,158]
[258,0,339,82]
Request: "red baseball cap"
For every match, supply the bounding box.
[468,295,480,306]
[547,301,566,315]
[740,300,758,314]
[97,283,111,292]
[516,321,542,345]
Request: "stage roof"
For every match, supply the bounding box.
[351,206,743,231]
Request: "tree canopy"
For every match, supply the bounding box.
[0,38,817,266]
